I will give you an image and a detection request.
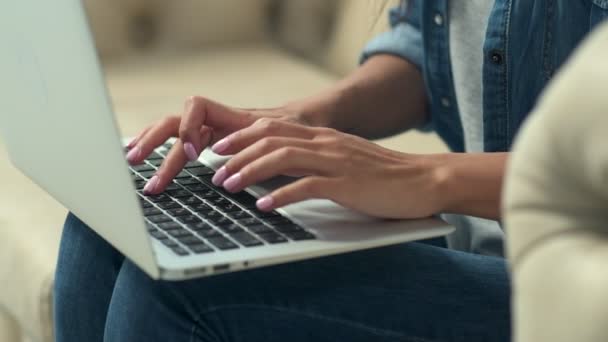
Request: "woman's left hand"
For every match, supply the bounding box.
[210,118,444,219]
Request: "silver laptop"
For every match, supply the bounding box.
[0,0,453,280]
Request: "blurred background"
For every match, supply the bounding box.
[0,1,446,341]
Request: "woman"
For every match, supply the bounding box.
[54,1,607,341]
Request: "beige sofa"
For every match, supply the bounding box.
[504,22,608,342]
[0,1,446,341]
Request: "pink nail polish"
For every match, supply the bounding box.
[212,166,229,186]
[143,175,159,194]
[256,196,274,211]
[126,146,142,164]
[222,172,241,192]
[211,138,230,154]
[184,142,198,161]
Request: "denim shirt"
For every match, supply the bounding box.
[362,0,608,153]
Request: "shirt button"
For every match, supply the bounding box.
[489,50,504,65]
[434,13,444,26]
[440,97,451,108]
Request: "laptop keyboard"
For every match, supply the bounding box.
[128,142,317,257]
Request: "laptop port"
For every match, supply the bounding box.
[213,264,230,272]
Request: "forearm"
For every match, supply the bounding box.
[431,152,509,220]
[286,55,429,139]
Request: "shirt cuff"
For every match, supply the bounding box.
[359,22,424,70]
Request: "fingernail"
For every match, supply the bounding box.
[184,142,198,161]
[256,196,274,211]
[212,166,228,186]
[143,175,160,194]
[222,172,241,192]
[126,146,142,164]
[211,138,230,154]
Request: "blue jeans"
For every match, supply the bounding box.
[54,213,511,342]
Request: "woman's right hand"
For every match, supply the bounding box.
[125,96,307,194]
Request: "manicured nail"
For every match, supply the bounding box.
[143,175,160,194]
[212,166,228,186]
[211,138,230,154]
[256,196,274,211]
[126,146,142,164]
[184,142,198,161]
[222,172,241,192]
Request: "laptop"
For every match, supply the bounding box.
[0,0,453,280]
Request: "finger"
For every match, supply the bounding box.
[145,127,213,195]
[212,137,318,186]
[221,147,333,193]
[179,96,253,161]
[256,177,335,211]
[127,116,180,165]
[211,118,314,156]
[126,125,152,150]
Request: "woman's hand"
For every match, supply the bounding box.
[125,96,306,194]
[209,118,444,219]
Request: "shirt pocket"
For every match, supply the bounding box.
[591,0,608,26]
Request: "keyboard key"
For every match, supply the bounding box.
[196,190,221,199]
[196,229,222,238]
[190,203,214,214]
[208,197,230,206]
[147,152,163,160]
[247,224,273,234]
[219,224,244,234]
[207,236,239,250]
[143,207,162,216]
[184,161,205,169]
[167,229,192,238]
[177,235,205,246]
[167,207,191,217]
[148,159,163,167]
[166,189,191,198]
[187,166,214,176]
[208,216,233,226]
[230,232,263,247]
[252,210,282,218]
[238,218,264,226]
[177,215,202,225]
[175,171,191,179]
[146,194,173,203]
[217,203,241,212]
[147,215,172,224]
[171,246,189,256]
[162,142,174,150]
[227,211,253,220]
[157,201,182,210]
[257,232,288,244]
[231,192,258,208]
[138,170,157,179]
[181,196,203,206]
[134,180,147,190]
[157,222,182,231]
[176,178,201,185]
[284,231,316,241]
[189,243,214,254]
[187,222,214,231]
[149,230,167,240]
[139,199,153,208]
[185,183,212,192]
[132,164,155,172]
[265,217,293,225]
[274,224,305,233]
[161,239,178,248]
[165,183,182,191]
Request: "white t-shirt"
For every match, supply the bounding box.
[445,0,505,256]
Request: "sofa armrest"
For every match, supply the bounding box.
[504,22,608,342]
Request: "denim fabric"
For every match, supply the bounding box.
[54,213,510,342]
[362,0,608,152]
